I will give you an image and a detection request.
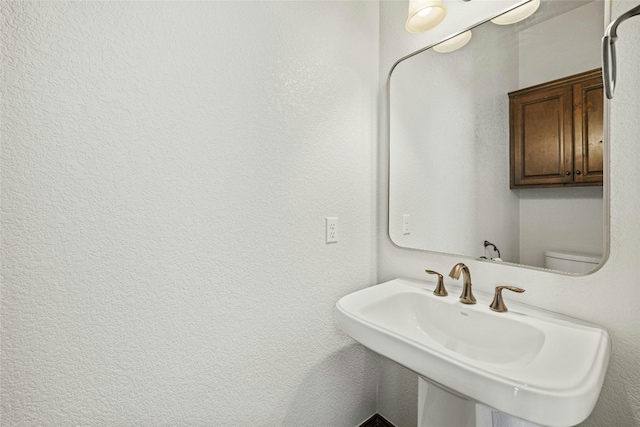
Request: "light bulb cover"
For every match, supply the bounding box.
[406,0,447,33]
[491,0,541,25]
[433,30,472,53]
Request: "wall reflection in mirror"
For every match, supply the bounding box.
[388,0,607,274]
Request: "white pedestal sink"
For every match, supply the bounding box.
[335,278,611,427]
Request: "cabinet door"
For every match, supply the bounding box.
[573,76,604,184]
[510,85,573,188]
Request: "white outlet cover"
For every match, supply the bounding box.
[326,217,338,243]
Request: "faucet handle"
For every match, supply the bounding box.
[489,285,525,313]
[425,270,448,297]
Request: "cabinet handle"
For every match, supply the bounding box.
[576,170,582,175]
[565,171,571,175]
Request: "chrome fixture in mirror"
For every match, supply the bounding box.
[388,0,609,274]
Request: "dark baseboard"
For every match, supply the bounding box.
[358,413,396,427]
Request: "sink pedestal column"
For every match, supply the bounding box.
[418,377,542,427]
[418,377,493,427]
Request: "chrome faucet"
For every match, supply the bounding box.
[449,263,476,304]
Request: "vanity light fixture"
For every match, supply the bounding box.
[433,30,472,53]
[406,0,448,33]
[491,0,540,25]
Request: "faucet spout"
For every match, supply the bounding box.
[449,263,476,305]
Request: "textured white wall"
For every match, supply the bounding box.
[1,1,379,425]
[518,0,604,88]
[378,1,640,427]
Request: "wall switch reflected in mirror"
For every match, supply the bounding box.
[403,214,411,235]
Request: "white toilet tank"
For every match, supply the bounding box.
[544,250,601,273]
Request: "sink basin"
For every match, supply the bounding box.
[336,278,611,427]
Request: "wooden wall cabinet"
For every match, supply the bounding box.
[509,69,603,189]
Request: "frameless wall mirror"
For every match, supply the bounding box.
[388,0,609,274]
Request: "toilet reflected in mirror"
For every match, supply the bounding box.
[544,250,601,274]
